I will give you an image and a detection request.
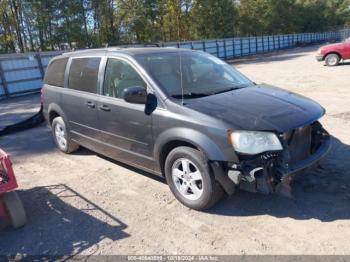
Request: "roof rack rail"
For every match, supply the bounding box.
[106,42,161,48]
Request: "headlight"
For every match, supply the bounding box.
[317,48,322,54]
[229,130,283,155]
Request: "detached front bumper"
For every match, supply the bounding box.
[279,134,331,178]
[220,122,331,196]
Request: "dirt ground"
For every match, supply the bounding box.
[0,45,350,256]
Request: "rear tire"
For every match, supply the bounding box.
[52,116,79,153]
[3,191,27,229]
[325,53,340,66]
[164,146,224,210]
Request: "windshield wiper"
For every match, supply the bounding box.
[172,92,211,99]
[212,84,252,95]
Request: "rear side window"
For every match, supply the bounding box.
[68,57,101,93]
[44,58,68,87]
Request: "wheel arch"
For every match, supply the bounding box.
[154,128,226,175]
[324,51,342,60]
[48,103,68,126]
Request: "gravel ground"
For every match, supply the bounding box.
[0,45,350,256]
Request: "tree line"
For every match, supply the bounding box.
[1,0,350,53]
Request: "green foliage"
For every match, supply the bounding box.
[192,0,236,39]
[0,0,349,53]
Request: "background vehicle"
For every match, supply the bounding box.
[43,48,330,210]
[316,37,350,66]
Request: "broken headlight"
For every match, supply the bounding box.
[229,130,283,155]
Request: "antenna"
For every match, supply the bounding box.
[176,14,184,105]
[179,49,184,105]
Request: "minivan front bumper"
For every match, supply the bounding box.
[218,122,331,196]
[278,134,331,178]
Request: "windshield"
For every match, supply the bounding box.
[135,51,253,99]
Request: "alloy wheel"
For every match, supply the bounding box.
[171,158,204,201]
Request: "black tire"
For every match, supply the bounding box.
[52,116,79,153]
[325,53,340,66]
[164,146,224,210]
[3,191,27,229]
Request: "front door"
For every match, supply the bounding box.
[97,57,155,170]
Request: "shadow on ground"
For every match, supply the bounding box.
[0,184,129,256]
[338,61,350,66]
[208,136,350,222]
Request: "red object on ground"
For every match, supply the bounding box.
[316,37,350,61]
[0,149,18,194]
[0,149,27,228]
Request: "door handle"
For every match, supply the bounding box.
[86,101,95,108]
[99,105,111,112]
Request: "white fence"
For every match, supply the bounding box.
[0,29,349,98]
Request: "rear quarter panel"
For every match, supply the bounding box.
[43,84,63,125]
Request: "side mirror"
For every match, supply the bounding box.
[123,86,147,104]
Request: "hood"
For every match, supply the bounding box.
[185,84,325,132]
[321,42,345,50]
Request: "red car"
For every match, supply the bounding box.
[316,37,350,66]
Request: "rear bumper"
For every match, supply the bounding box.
[316,54,324,61]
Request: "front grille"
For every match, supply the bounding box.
[284,125,312,164]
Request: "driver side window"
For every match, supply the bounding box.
[103,58,146,98]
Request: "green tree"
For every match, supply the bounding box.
[192,0,236,39]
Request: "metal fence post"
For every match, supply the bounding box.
[262,36,265,52]
[278,35,281,49]
[190,42,194,50]
[288,35,291,47]
[232,39,235,57]
[35,53,45,80]
[240,38,243,56]
[267,36,270,51]
[0,61,9,97]
[215,40,219,57]
[223,39,227,59]
[202,41,206,52]
[248,38,251,54]
[255,36,258,53]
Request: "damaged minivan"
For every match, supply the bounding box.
[43,48,331,210]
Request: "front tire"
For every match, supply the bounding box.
[52,116,79,153]
[325,53,340,66]
[164,146,223,210]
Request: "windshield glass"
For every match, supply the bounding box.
[135,51,253,99]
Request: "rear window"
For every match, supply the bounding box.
[44,58,68,87]
[68,57,101,93]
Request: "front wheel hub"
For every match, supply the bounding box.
[171,158,204,201]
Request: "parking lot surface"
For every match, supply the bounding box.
[0,45,350,255]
